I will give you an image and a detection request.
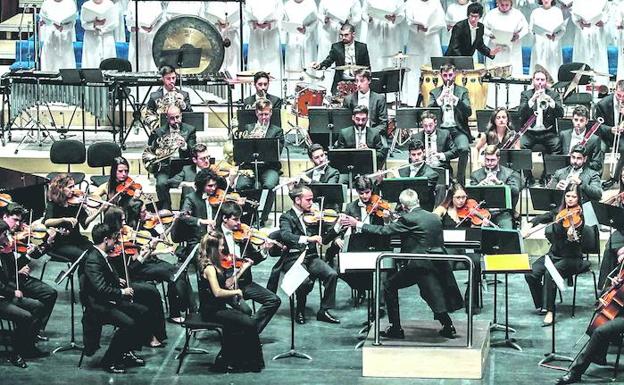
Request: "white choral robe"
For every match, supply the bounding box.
[283,0,318,94]
[81,0,119,68]
[404,0,445,107]
[483,6,528,107]
[40,0,77,71]
[571,0,610,82]
[165,1,203,19]
[529,6,565,80]
[443,2,469,45]
[317,0,362,90]
[363,0,405,71]
[244,0,284,96]
[125,1,163,72]
[111,0,128,42]
[614,2,624,79]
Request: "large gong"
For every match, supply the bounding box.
[152,16,225,75]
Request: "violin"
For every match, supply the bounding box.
[366,194,392,218]
[232,223,285,249]
[115,177,142,197]
[208,189,259,208]
[588,269,624,333]
[142,209,176,230]
[108,241,139,258]
[555,206,583,229]
[68,189,114,208]
[220,253,246,269]
[456,199,493,227]
[302,209,340,225]
[121,225,172,247]
[0,193,13,207]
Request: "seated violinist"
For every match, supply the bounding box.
[179,169,222,249]
[469,145,521,229]
[90,156,143,227]
[524,183,586,327]
[215,202,280,334]
[166,143,211,208]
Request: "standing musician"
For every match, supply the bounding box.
[167,143,211,208]
[235,98,284,226]
[197,231,264,373]
[307,143,340,184]
[146,65,192,114]
[596,80,624,188]
[559,105,604,174]
[445,2,501,59]
[334,105,387,169]
[311,22,371,94]
[469,145,522,229]
[43,174,96,262]
[428,63,472,184]
[149,104,197,210]
[547,144,603,202]
[411,111,458,178]
[519,69,564,185]
[340,189,464,339]
[90,156,143,227]
[342,69,388,129]
[475,107,519,153]
[524,183,586,327]
[0,203,58,343]
[79,224,152,374]
[275,184,340,325]
[215,201,280,333]
[242,71,282,110]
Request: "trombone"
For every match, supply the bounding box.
[610,108,624,178]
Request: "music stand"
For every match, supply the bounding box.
[500,149,532,219]
[370,68,406,95]
[308,107,352,148]
[432,56,474,70]
[481,228,527,351]
[529,188,564,212]
[465,185,511,211]
[308,183,347,207]
[160,46,202,70]
[237,188,266,227]
[327,149,376,198]
[380,178,435,211]
[236,108,281,128]
[160,112,205,132]
[543,154,569,178]
[233,138,282,189]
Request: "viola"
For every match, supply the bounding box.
[0,193,13,207]
[220,253,245,269]
[208,189,259,208]
[108,242,139,258]
[456,199,492,227]
[366,194,392,218]
[555,206,583,230]
[232,223,285,249]
[302,209,339,225]
[142,209,176,230]
[588,269,624,333]
[115,177,142,197]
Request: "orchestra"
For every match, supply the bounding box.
[8,1,624,383]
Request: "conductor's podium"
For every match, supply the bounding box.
[362,319,491,379]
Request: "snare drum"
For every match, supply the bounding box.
[295,83,326,116]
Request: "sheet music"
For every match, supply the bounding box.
[280,251,309,297]
[443,230,466,243]
[531,19,564,36]
[137,8,162,29]
[544,255,566,292]
[572,1,606,24]
[326,7,350,24]
[409,6,434,28]
[367,4,398,21]
[81,1,114,22]
[282,21,303,34]
[492,28,516,46]
[42,5,77,25]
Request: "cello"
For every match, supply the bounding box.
[588,268,624,333]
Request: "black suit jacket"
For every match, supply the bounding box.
[428,85,473,140]
[0,254,17,299]
[319,41,371,93]
[518,88,564,132]
[334,125,387,168]
[594,95,624,149]
[147,87,192,113]
[550,166,603,201]
[412,129,458,169]
[243,93,282,110]
[167,164,196,204]
[339,200,389,251]
[469,165,522,207]
[238,124,284,172]
[445,19,494,59]
[180,190,214,244]
[343,91,388,128]
[80,246,123,307]
[148,122,197,161]
[559,130,604,173]
[310,165,340,184]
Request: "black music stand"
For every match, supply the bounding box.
[236,108,281,128]
[308,107,352,148]
[390,108,442,154]
[530,188,564,212]
[160,111,205,132]
[233,138,282,190]
[500,149,532,219]
[237,188,265,227]
[327,149,376,199]
[380,177,434,211]
[465,185,510,212]
[543,154,569,179]
[432,56,474,70]
[370,68,406,95]
[308,183,346,207]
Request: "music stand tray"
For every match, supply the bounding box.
[395,108,441,129]
[327,149,376,177]
[308,107,353,134]
[542,154,569,176]
[370,68,406,95]
[591,201,624,231]
[500,149,533,172]
[465,185,511,210]
[432,56,474,70]
[308,183,347,207]
[233,138,282,165]
[160,47,202,69]
[380,177,434,211]
[529,188,563,211]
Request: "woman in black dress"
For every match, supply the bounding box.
[197,231,264,373]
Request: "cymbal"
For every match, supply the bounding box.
[383,52,411,60]
[381,66,411,73]
[285,68,304,73]
[570,69,610,78]
[152,16,224,75]
[334,64,367,71]
[237,70,276,80]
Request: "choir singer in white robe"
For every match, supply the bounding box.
[483,0,528,107]
[111,0,127,42]
[404,0,446,107]
[571,0,610,82]
[283,0,318,94]
[443,0,470,45]
[40,0,77,71]
[245,0,284,97]
[317,1,362,91]
[125,1,163,72]
[81,0,119,68]
[165,1,203,19]
[615,1,624,80]
[529,0,565,79]
[363,0,405,71]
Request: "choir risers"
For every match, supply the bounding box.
[362,319,490,379]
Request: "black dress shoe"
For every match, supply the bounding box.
[10,354,27,369]
[439,325,457,339]
[379,326,405,339]
[295,311,306,324]
[123,351,145,367]
[602,178,617,189]
[20,347,50,359]
[105,363,127,374]
[555,371,582,385]
[316,310,340,324]
[36,333,49,342]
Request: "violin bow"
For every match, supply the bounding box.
[213,183,232,222]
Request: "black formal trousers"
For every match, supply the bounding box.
[441,126,469,183]
[237,282,281,334]
[570,317,624,376]
[18,275,57,330]
[155,170,172,210]
[48,242,91,263]
[384,260,455,327]
[525,255,584,311]
[131,282,167,342]
[237,169,280,224]
[129,258,194,319]
[521,130,562,181]
[283,257,337,312]
[0,296,45,353]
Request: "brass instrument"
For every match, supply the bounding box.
[233,121,268,139]
[441,84,455,113]
[601,191,624,206]
[536,89,551,111]
[611,106,624,178]
[144,90,188,134]
[142,128,186,173]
